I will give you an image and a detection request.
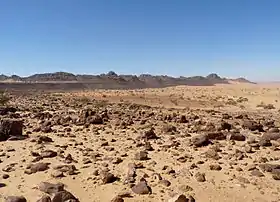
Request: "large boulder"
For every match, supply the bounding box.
[261,133,280,141]
[242,120,264,132]
[0,119,23,141]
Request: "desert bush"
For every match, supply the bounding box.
[236,97,248,103]
[0,90,10,106]
[256,102,275,109]
[77,96,91,104]
[239,105,246,109]
[95,100,109,108]
[263,104,275,109]
[225,98,237,105]
[170,98,178,106]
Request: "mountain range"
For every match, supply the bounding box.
[0,71,254,92]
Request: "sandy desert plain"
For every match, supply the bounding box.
[1,83,280,202]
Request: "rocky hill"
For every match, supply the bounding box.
[0,71,253,92]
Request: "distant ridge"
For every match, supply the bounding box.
[228,77,256,84]
[0,71,254,92]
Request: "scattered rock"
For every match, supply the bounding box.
[27,162,50,174]
[52,191,78,202]
[101,172,117,184]
[205,148,220,160]
[36,195,51,202]
[209,164,222,171]
[111,196,124,202]
[207,132,226,140]
[251,169,265,177]
[2,174,10,179]
[0,119,23,141]
[242,120,263,132]
[41,150,57,158]
[227,132,246,141]
[135,151,149,160]
[191,134,209,147]
[38,182,64,194]
[195,172,206,182]
[131,179,152,195]
[220,121,232,131]
[159,179,171,187]
[5,196,27,202]
[168,194,195,202]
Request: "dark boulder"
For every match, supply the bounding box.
[5,196,27,202]
[242,120,264,132]
[0,119,23,141]
[191,134,210,147]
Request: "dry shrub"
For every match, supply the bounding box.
[0,90,10,106]
[170,98,178,106]
[257,102,275,109]
[236,97,248,103]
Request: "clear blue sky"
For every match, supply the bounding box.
[0,0,280,81]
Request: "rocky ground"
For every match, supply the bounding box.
[1,83,280,202]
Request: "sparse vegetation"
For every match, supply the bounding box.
[170,98,178,106]
[236,97,248,103]
[257,102,275,109]
[80,96,91,103]
[0,90,10,106]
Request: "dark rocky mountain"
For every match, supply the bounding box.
[0,71,253,92]
[26,72,77,81]
[0,74,8,80]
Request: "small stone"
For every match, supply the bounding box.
[53,164,77,175]
[38,182,64,194]
[178,185,193,192]
[28,162,49,173]
[38,135,53,143]
[251,170,265,177]
[111,196,124,202]
[2,174,9,179]
[191,134,209,147]
[195,172,206,182]
[236,167,243,171]
[220,121,232,131]
[52,191,78,202]
[101,172,117,184]
[131,179,152,195]
[273,174,280,180]
[205,149,220,160]
[41,150,57,158]
[259,139,272,147]
[245,145,253,153]
[209,164,222,171]
[227,132,245,141]
[36,195,51,202]
[82,158,92,164]
[237,176,250,184]
[51,170,64,178]
[246,164,257,171]
[168,194,192,202]
[135,151,148,161]
[159,179,171,187]
[112,157,123,164]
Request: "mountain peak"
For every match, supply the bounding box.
[206,73,222,80]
